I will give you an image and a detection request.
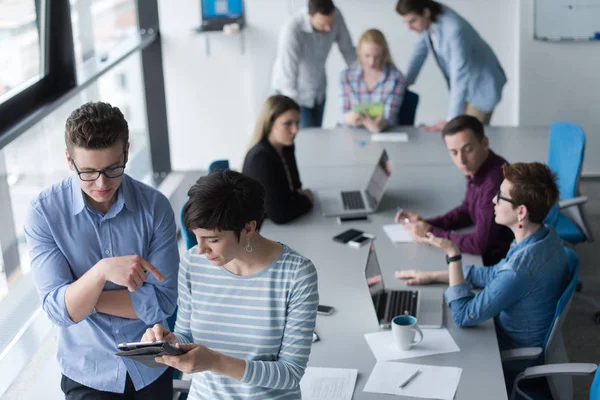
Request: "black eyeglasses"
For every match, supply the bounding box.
[495,189,516,205]
[71,153,126,182]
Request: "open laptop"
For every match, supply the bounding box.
[365,242,443,329]
[319,150,392,217]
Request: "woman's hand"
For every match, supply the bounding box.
[141,324,179,345]
[414,232,460,256]
[343,111,363,126]
[395,270,437,286]
[362,115,384,133]
[157,343,217,374]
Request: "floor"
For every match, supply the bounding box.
[2,179,600,400]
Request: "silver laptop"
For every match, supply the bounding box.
[319,150,391,217]
[365,242,443,329]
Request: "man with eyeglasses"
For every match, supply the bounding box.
[395,115,513,266]
[24,102,179,399]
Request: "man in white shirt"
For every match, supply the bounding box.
[272,0,356,128]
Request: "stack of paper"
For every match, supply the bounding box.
[364,328,460,361]
[300,367,358,400]
[371,133,409,143]
[383,224,413,243]
[364,361,463,400]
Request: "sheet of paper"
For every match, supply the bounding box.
[364,362,462,400]
[383,224,413,243]
[300,367,358,400]
[364,328,460,362]
[371,133,409,143]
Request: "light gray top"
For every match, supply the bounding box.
[260,164,508,400]
[271,8,356,108]
[295,126,548,167]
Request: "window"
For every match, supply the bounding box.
[0,0,44,103]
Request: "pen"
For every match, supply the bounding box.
[396,207,409,224]
[398,368,421,388]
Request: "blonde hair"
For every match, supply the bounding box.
[357,29,395,69]
[247,94,300,150]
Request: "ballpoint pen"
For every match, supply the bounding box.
[398,368,421,388]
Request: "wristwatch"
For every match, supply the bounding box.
[446,254,462,264]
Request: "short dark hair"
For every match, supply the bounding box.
[395,0,443,21]
[308,0,335,15]
[183,170,266,240]
[65,102,128,153]
[502,162,559,224]
[442,115,485,142]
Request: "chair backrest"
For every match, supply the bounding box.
[547,122,586,200]
[591,365,600,400]
[209,159,230,173]
[397,90,419,126]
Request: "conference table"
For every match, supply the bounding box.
[260,126,550,400]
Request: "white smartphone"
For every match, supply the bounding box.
[348,233,374,248]
[317,304,335,315]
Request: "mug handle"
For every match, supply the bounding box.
[411,325,424,346]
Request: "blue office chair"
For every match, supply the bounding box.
[502,247,580,400]
[545,122,593,245]
[397,90,419,126]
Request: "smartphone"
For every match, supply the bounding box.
[337,215,368,224]
[117,340,167,351]
[332,229,363,244]
[317,304,335,315]
[348,234,374,248]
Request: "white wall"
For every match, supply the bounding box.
[519,0,600,176]
[158,0,519,171]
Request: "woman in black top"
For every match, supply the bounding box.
[242,95,313,224]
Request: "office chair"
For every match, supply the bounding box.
[501,246,580,400]
[510,363,598,400]
[397,90,419,126]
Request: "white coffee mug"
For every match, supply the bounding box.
[392,315,424,350]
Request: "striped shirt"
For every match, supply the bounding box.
[174,244,319,399]
[339,63,406,125]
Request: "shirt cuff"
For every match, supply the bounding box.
[129,285,163,325]
[44,285,76,327]
[444,282,473,305]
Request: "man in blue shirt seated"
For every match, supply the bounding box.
[24,102,179,399]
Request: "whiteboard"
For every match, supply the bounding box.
[535,0,600,40]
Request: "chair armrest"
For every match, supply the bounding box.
[559,196,588,209]
[511,363,597,400]
[501,347,543,362]
[173,379,191,393]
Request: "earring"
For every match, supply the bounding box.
[518,217,523,229]
[245,241,253,253]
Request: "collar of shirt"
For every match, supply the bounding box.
[507,225,550,257]
[349,64,390,91]
[71,174,137,217]
[468,150,502,187]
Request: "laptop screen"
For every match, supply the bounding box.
[365,242,386,297]
[202,0,243,19]
[364,150,392,208]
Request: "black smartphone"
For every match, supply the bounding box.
[332,228,363,243]
[337,215,368,223]
[317,304,335,315]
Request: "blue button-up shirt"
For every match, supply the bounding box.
[444,226,569,350]
[24,174,179,392]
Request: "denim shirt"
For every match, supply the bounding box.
[24,175,179,392]
[444,226,569,350]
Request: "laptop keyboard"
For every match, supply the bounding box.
[374,290,418,324]
[341,191,366,210]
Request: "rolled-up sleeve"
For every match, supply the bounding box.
[24,204,76,327]
[129,195,179,325]
[444,267,527,327]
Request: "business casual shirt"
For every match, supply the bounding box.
[243,139,312,224]
[174,244,319,399]
[339,63,406,125]
[24,174,179,392]
[271,8,356,108]
[444,226,569,351]
[427,150,513,265]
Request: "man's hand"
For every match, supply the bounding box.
[362,115,383,133]
[394,209,422,224]
[424,120,447,132]
[98,255,164,292]
[395,270,436,286]
[404,220,431,239]
[343,111,363,127]
[156,343,216,374]
[141,324,179,344]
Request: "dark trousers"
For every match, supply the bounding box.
[299,98,326,128]
[61,368,173,400]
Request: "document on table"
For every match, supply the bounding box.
[383,224,412,243]
[371,133,409,143]
[300,367,358,400]
[364,328,460,362]
[364,361,462,400]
